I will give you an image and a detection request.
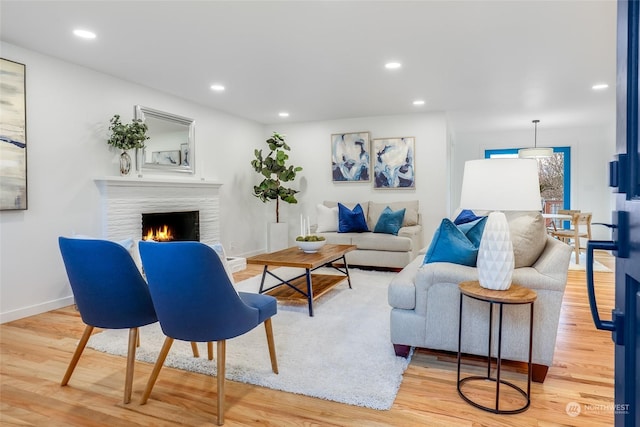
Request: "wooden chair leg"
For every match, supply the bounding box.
[264,318,278,374]
[208,342,214,361]
[61,324,94,386]
[574,234,580,264]
[217,340,226,426]
[140,336,174,405]
[124,327,139,404]
[191,341,200,358]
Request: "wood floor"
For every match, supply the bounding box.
[0,252,615,426]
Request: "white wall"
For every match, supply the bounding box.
[265,113,450,247]
[0,42,264,322]
[451,124,617,240]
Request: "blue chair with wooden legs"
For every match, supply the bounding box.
[58,236,159,404]
[138,241,278,426]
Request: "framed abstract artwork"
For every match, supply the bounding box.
[331,132,370,182]
[372,136,415,189]
[0,58,27,210]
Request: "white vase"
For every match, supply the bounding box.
[477,211,514,290]
[119,151,132,176]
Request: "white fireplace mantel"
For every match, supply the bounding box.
[95,176,223,244]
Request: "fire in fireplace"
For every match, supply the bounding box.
[142,211,200,242]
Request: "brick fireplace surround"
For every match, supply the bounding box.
[95,177,222,244]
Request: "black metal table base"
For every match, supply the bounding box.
[257,256,351,316]
[456,293,534,414]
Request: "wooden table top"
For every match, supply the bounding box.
[246,244,356,269]
[458,281,537,304]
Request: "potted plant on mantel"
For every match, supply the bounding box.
[251,132,303,251]
[107,114,149,176]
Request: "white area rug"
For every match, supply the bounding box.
[567,253,612,272]
[87,268,411,410]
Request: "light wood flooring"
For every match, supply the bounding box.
[0,252,615,426]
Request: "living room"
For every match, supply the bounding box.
[0,1,620,425]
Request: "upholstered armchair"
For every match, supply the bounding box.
[388,213,572,382]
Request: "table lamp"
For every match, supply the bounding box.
[459,158,541,290]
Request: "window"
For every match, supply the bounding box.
[484,147,571,214]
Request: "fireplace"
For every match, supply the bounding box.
[142,211,200,242]
[95,177,222,245]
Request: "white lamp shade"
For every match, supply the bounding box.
[459,159,541,212]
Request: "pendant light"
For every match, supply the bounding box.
[518,119,553,158]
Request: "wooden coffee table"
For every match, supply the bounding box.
[246,244,356,316]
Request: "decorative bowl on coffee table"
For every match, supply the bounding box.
[296,240,326,253]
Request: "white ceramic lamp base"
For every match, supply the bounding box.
[477,211,514,290]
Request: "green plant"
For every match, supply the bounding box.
[107,114,149,151]
[251,132,303,223]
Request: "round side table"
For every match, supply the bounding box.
[456,281,537,414]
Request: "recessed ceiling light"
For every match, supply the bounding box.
[210,84,225,92]
[592,83,609,90]
[413,100,425,106]
[73,29,96,39]
[278,112,290,118]
[385,62,402,70]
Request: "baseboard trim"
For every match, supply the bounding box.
[0,296,75,324]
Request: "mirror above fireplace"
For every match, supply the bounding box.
[134,105,195,174]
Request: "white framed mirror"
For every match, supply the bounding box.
[134,105,195,174]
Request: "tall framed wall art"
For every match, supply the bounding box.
[372,136,415,189]
[331,131,370,182]
[0,58,27,210]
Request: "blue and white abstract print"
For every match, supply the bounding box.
[373,137,415,189]
[331,132,370,182]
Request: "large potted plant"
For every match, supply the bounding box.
[251,132,302,251]
[107,114,149,176]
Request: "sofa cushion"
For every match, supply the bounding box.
[374,206,406,235]
[316,204,338,232]
[368,200,419,229]
[423,218,479,266]
[351,232,413,251]
[338,203,369,233]
[317,231,353,245]
[506,212,547,268]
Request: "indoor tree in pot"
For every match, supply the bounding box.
[107,114,149,176]
[251,132,302,251]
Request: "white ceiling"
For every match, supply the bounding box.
[0,0,617,134]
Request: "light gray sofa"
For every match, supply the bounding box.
[388,212,572,382]
[315,201,423,269]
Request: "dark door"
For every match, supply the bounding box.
[588,1,639,425]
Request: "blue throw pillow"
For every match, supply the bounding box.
[423,218,479,266]
[454,209,483,225]
[338,203,369,233]
[457,216,488,247]
[374,206,406,235]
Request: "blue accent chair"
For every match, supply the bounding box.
[58,237,159,404]
[138,241,278,426]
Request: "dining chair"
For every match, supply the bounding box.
[550,212,592,263]
[138,241,278,426]
[58,237,159,404]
